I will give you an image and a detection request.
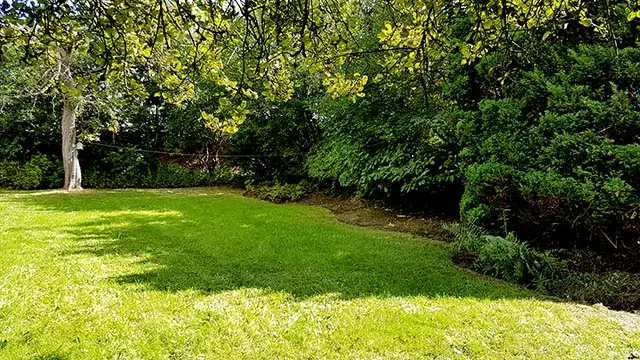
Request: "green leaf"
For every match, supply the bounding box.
[579,18,593,27]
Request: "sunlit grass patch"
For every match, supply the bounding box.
[0,188,638,359]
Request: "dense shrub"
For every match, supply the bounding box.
[245,183,309,203]
[0,155,62,190]
[0,161,41,189]
[307,42,639,253]
[82,159,247,189]
[306,81,462,214]
[476,234,568,290]
[456,45,640,251]
[447,222,640,310]
[0,96,61,162]
[206,164,248,188]
[303,31,640,251]
[446,222,567,291]
[229,93,321,185]
[444,221,488,253]
[28,155,64,189]
[149,164,207,188]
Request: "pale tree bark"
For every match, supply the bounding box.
[59,47,82,191]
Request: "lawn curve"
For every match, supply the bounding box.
[0,188,638,359]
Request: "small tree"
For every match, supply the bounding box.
[0,0,168,190]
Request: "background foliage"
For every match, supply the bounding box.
[1,0,639,270]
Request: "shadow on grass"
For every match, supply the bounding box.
[34,354,69,360]
[4,190,543,300]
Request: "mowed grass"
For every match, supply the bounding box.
[0,189,638,359]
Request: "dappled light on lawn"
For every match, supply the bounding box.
[0,189,638,359]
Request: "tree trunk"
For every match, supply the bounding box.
[59,47,82,191]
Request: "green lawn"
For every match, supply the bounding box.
[0,189,637,359]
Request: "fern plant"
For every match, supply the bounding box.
[445,222,567,291]
[443,221,488,253]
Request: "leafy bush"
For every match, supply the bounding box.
[28,155,64,188]
[477,234,532,284]
[443,221,488,253]
[456,45,640,251]
[446,223,567,291]
[229,93,321,185]
[446,223,640,309]
[1,162,22,189]
[15,163,43,190]
[207,164,248,187]
[0,161,42,189]
[306,80,461,213]
[0,155,62,190]
[459,162,519,228]
[150,164,207,188]
[245,183,309,203]
[85,163,213,189]
[476,233,567,289]
[307,42,640,253]
[82,148,151,189]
